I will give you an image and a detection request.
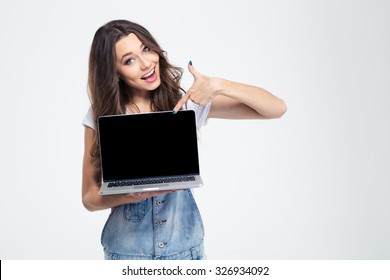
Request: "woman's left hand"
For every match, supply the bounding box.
[173,62,219,112]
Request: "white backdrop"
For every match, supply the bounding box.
[0,0,389,259]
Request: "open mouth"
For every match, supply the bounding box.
[141,68,155,80]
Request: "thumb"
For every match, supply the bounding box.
[188,60,200,79]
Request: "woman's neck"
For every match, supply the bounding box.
[127,92,153,113]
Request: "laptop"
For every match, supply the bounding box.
[97,110,203,195]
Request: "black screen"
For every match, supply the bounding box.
[98,110,200,181]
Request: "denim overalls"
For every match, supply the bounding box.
[101,189,206,260]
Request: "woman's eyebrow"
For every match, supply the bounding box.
[121,43,145,60]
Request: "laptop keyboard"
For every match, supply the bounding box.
[107,176,196,188]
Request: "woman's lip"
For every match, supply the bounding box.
[141,68,155,79]
[142,68,157,83]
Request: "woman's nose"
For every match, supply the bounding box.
[139,56,151,70]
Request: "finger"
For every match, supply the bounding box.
[172,92,191,113]
[188,60,200,79]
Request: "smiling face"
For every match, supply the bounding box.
[115,33,161,96]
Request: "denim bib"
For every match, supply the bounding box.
[101,189,206,260]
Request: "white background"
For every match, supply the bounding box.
[0,0,389,259]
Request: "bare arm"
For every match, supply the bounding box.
[82,127,172,212]
[173,63,287,119]
[208,78,287,119]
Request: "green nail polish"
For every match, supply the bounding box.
[189,60,192,66]
[172,110,177,114]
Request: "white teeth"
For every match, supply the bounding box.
[142,69,155,79]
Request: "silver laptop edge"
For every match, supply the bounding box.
[99,176,203,195]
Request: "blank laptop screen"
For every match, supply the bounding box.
[98,110,200,182]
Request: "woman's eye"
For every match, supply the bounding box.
[143,46,150,53]
[125,58,135,65]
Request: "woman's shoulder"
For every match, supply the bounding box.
[82,106,96,130]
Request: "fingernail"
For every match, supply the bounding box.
[189,60,192,66]
[172,110,177,114]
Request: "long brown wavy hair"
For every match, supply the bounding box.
[88,20,184,182]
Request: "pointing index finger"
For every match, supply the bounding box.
[172,92,191,113]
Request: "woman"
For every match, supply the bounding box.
[82,20,286,260]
